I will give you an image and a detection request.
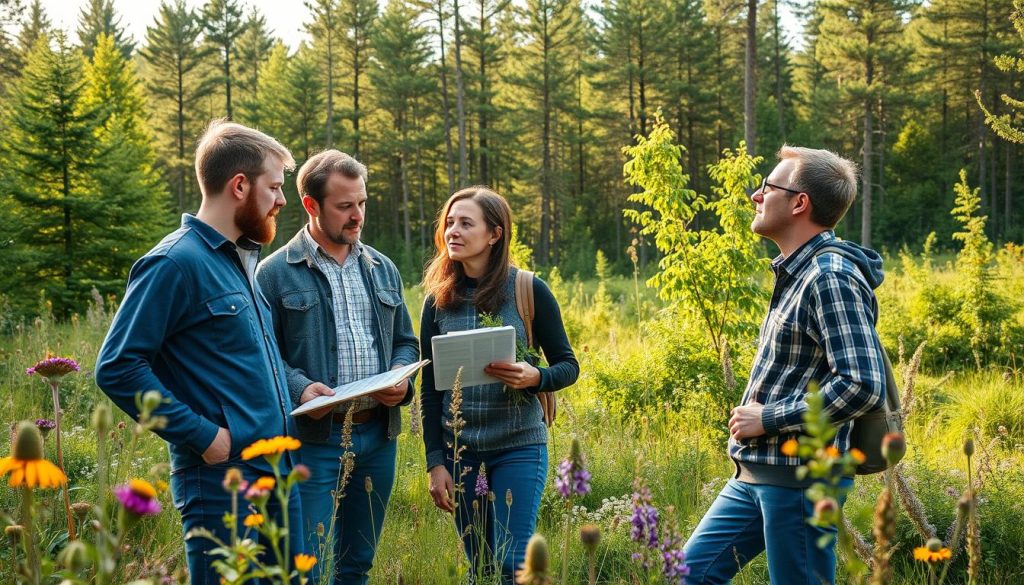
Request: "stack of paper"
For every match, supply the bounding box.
[431,326,517,390]
[290,359,431,416]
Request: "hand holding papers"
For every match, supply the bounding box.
[431,326,516,390]
[290,359,430,417]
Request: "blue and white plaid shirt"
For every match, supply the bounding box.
[302,228,380,414]
[729,230,886,467]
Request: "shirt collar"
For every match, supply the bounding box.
[183,214,232,250]
[772,230,836,276]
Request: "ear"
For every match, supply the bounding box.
[301,194,320,218]
[791,192,811,217]
[489,225,503,246]
[228,173,248,201]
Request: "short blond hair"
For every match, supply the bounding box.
[778,145,859,228]
[195,119,295,197]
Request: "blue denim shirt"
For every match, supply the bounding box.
[96,214,296,472]
[255,229,419,443]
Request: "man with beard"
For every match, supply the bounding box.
[256,150,418,585]
[96,120,304,584]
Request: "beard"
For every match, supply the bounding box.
[319,217,361,247]
[235,193,279,244]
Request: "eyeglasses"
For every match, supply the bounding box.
[758,177,803,196]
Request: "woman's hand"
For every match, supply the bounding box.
[428,466,455,513]
[484,361,541,390]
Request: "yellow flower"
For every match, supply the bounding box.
[0,421,67,489]
[824,446,840,459]
[0,457,67,489]
[849,449,866,464]
[155,480,169,493]
[128,479,158,498]
[780,439,799,457]
[294,553,317,573]
[244,514,264,527]
[254,476,276,491]
[914,546,952,563]
[241,436,301,461]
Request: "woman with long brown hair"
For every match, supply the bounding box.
[419,187,578,582]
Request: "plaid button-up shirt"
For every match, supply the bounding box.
[729,230,886,467]
[302,229,380,414]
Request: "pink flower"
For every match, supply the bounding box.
[26,357,80,380]
[114,480,162,517]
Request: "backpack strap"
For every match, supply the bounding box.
[515,269,535,348]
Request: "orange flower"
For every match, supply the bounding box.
[294,553,317,573]
[244,514,264,528]
[0,457,67,489]
[155,480,169,493]
[780,439,799,457]
[241,436,301,461]
[253,476,276,491]
[849,449,866,464]
[913,546,952,563]
[824,446,840,459]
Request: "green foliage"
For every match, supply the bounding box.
[623,117,768,354]
[509,223,534,271]
[977,0,1024,144]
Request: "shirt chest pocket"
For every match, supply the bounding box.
[281,290,321,339]
[375,287,401,338]
[205,292,258,349]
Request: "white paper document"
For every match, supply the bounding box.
[290,359,431,417]
[431,326,516,391]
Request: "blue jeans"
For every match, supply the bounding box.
[170,460,305,585]
[298,414,397,585]
[683,477,854,585]
[448,444,548,585]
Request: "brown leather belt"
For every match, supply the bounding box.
[332,406,381,424]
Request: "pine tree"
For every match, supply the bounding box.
[80,34,171,293]
[0,0,24,88]
[235,6,276,126]
[76,0,135,59]
[141,0,214,212]
[0,33,101,315]
[16,0,49,54]
[464,0,511,186]
[201,0,245,119]
[305,0,341,147]
[339,0,378,159]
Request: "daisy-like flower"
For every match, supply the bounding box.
[25,356,80,380]
[294,554,317,573]
[780,438,799,457]
[241,436,301,461]
[253,476,276,491]
[244,514,265,528]
[914,538,952,563]
[114,479,162,517]
[0,422,67,489]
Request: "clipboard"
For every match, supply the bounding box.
[290,359,430,416]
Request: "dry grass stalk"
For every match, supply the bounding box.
[870,488,896,585]
[900,342,925,418]
[720,339,736,393]
[893,466,937,540]
[842,514,874,566]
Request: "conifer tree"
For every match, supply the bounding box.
[16,0,49,55]
[201,0,245,119]
[339,0,378,159]
[235,7,276,126]
[77,0,134,59]
[305,0,341,147]
[141,0,214,212]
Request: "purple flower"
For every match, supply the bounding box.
[26,357,80,380]
[475,464,489,497]
[659,529,690,583]
[34,419,56,437]
[114,480,162,517]
[555,438,591,498]
[631,482,659,548]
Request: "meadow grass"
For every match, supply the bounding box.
[1,264,1023,584]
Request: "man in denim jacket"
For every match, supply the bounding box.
[256,150,418,585]
[96,120,303,585]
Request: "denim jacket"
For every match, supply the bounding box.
[256,229,419,443]
[96,215,296,473]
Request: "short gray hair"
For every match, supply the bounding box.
[296,149,368,205]
[778,145,859,228]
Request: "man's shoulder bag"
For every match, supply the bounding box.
[815,245,904,475]
[514,269,556,428]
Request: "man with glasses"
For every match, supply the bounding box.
[683,146,887,584]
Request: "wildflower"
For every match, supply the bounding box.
[253,476,276,491]
[92,403,113,433]
[114,479,162,517]
[780,438,799,457]
[813,497,839,525]
[963,438,974,458]
[475,463,489,497]
[913,538,952,563]
[222,468,245,492]
[365,475,374,494]
[34,419,56,438]
[71,502,92,521]
[824,446,840,459]
[660,542,690,583]
[294,554,317,573]
[244,514,264,528]
[244,485,270,504]
[849,448,866,465]
[155,479,169,493]
[506,488,513,507]
[516,533,552,585]
[290,463,311,483]
[881,432,906,466]
[241,436,301,461]
[5,524,24,543]
[25,356,80,380]
[0,421,67,489]
[630,480,659,548]
[579,524,601,551]
[555,438,591,498]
